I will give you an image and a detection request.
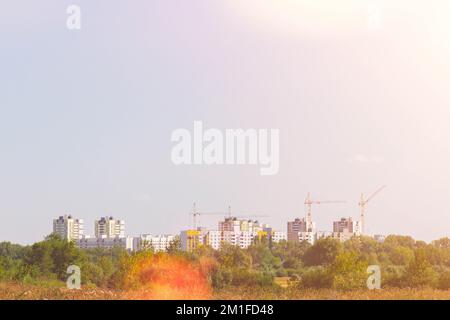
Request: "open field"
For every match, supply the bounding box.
[2,282,450,300]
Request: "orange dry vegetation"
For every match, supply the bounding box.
[0,282,122,300]
[122,254,213,300]
[214,287,450,300]
[3,282,450,300]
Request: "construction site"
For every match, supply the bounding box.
[180,186,387,251]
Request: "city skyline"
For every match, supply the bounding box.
[50,210,375,252]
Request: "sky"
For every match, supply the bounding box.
[1,1,450,244]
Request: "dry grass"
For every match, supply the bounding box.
[0,282,122,300]
[2,282,450,300]
[214,286,450,300]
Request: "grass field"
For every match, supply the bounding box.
[2,282,450,300]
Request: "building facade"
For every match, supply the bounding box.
[94,216,125,238]
[76,236,133,251]
[180,229,207,252]
[53,215,84,242]
[270,231,287,243]
[219,217,269,233]
[287,218,316,243]
[333,217,360,235]
[132,234,176,252]
[181,221,285,251]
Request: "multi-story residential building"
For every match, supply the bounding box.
[205,230,222,250]
[94,216,125,238]
[288,218,307,236]
[333,217,360,235]
[219,217,268,233]
[180,229,208,252]
[182,226,285,251]
[133,234,176,252]
[316,230,355,243]
[287,218,316,243]
[205,230,260,249]
[290,231,316,245]
[270,231,287,243]
[53,215,84,242]
[259,227,287,243]
[76,236,133,251]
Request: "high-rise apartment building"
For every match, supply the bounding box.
[180,229,206,252]
[53,215,84,241]
[287,218,316,242]
[180,217,282,251]
[95,216,125,238]
[333,217,360,235]
[219,217,268,233]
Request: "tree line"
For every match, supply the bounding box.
[1,234,450,290]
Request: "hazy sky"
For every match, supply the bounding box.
[1,1,450,244]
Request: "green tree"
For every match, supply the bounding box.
[303,238,342,266]
[328,251,368,291]
[166,237,182,255]
[25,234,83,280]
[247,243,281,272]
[390,246,414,266]
[403,249,438,288]
[215,244,251,269]
[271,240,310,269]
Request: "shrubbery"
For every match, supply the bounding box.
[3,234,450,291]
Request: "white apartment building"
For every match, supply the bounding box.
[95,216,125,238]
[205,230,258,249]
[53,215,84,242]
[292,231,316,245]
[205,230,222,250]
[316,230,355,243]
[76,236,133,251]
[271,231,287,243]
[181,218,284,251]
[219,217,269,233]
[133,234,176,252]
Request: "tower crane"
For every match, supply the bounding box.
[359,185,386,235]
[304,193,346,231]
[190,203,227,230]
[190,204,270,229]
[226,205,269,220]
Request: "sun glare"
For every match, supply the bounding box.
[226,0,369,36]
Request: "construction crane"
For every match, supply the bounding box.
[190,203,228,230]
[226,205,269,220]
[190,204,270,229]
[304,193,346,231]
[359,185,386,235]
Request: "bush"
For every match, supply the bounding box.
[382,265,406,287]
[300,267,332,289]
[438,270,450,289]
[328,251,368,291]
[303,238,342,267]
[402,249,438,288]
